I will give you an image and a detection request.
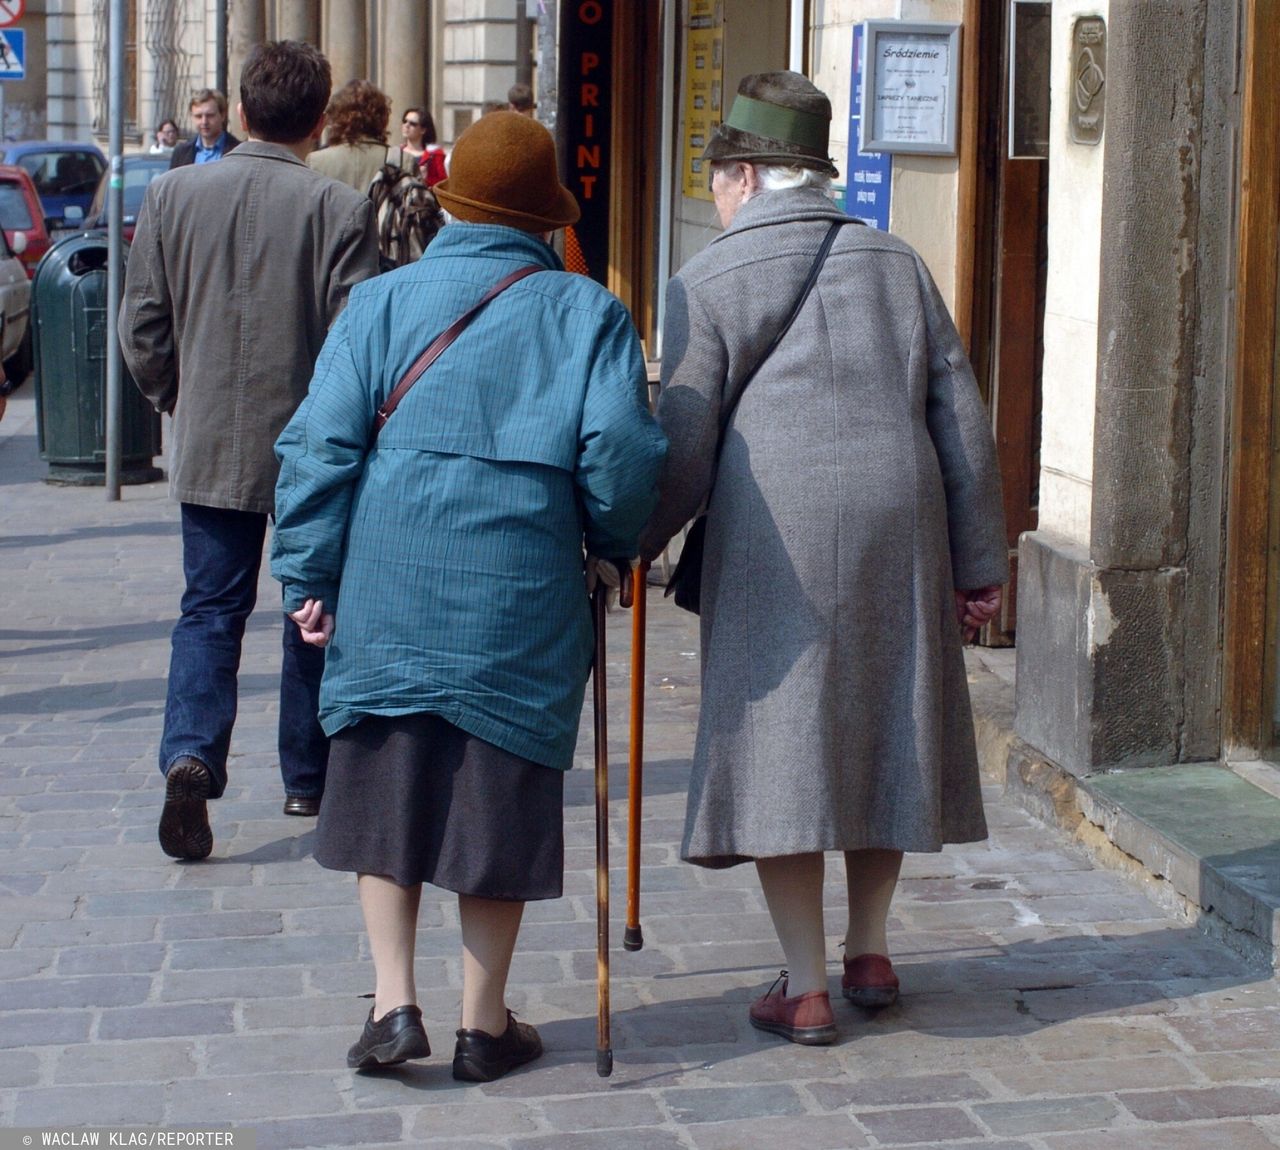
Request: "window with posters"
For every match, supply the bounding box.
[681,0,724,201]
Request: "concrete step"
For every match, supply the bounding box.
[967,651,1280,969]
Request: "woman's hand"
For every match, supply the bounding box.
[288,598,334,647]
[585,556,635,609]
[955,585,1002,643]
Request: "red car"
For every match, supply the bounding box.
[85,153,171,244]
[0,164,50,278]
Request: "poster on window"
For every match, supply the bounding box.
[860,21,961,155]
[681,0,723,200]
[845,23,893,230]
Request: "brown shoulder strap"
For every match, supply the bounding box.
[370,265,544,442]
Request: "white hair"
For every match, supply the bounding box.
[753,163,833,191]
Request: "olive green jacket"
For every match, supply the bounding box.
[120,141,379,514]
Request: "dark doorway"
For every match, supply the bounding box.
[968,0,1050,643]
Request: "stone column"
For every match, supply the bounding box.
[1014,0,1236,774]
[227,0,267,116]
[325,0,367,89]
[382,0,429,121]
[277,0,321,44]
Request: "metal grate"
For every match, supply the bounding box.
[144,0,194,130]
[91,0,107,134]
[94,0,190,138]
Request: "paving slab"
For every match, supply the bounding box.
[3,393,1280,1147]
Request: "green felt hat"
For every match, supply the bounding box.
[703,71,839,177]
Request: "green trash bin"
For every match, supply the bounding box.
[32,231,162,486]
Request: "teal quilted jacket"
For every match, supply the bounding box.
[271,224,666,769]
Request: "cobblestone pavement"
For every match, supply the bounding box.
[3,391,1280,1149]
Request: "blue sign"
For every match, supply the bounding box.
[847,24,892,230]
[0,29,24,80]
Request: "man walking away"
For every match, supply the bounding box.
[120,40,380,861]
[507,82,535,116]
[169,88,242,168]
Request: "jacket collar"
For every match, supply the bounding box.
[714,186,849,243]
[224,139,307,166]
[427,222,565,272]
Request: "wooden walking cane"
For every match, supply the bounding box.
[624,561,649,951]
[591,582,613,1078]
[588,563,629,1075]
[592,568,633,1078]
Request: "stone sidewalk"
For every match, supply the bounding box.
[2,391,1280,1149]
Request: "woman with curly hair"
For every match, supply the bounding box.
[308,79,415,191]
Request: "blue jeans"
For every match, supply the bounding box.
[159,503,328,799]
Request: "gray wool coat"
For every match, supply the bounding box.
[638,187,1009,868]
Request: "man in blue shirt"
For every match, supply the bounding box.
[169,88,242,168]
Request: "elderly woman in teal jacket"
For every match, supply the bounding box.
[271,112,665,1082]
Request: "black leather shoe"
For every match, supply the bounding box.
[452,1012,542,1082]
[283,795,321,817]
[158,757,213,861]
[346,1004,431,1069]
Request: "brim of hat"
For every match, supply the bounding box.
[702,125,839,177]
[434,180,581,231]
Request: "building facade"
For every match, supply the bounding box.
[18,1,534,152]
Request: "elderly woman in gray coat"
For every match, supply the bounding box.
[638,72,1008,1045]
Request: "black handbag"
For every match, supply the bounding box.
[665,219,849,614]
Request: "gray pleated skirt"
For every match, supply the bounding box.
[314,711,565,900]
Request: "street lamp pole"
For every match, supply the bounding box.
[104,0,125,500]
[216,0,228,97]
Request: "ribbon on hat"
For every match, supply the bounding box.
[724,94,829,152]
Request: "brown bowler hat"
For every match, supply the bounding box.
[703,71,839,177]
[434,111,580,232]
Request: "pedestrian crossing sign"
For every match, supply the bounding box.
[0,29,24,80]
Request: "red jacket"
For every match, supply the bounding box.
[420,147,447,188]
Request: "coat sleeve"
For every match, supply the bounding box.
[324,198,380,325]
[917,257,1010,590]
[118,185,177,414]
[270,306,373,614]
[574,300,667,560]
[636,275,726,562]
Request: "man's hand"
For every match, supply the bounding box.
[288,598,334,647]
[955,584,1002,643]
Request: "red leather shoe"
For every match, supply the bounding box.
[842,953,899,1007]
[748,972,836,1045]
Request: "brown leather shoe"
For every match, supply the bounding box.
[748,972,836,1045]
[283,795,321,817]
[842,953,900,1007]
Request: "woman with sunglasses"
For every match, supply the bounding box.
[401,106,447,187]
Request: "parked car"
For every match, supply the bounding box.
[0,224,31,384]
[0,164,51,278]
[0,142,107,230]
[84,153,171,243]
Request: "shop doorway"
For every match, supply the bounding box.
[609,2,663,351]
[1223,0,1280,757]
[967,0,1049,644]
